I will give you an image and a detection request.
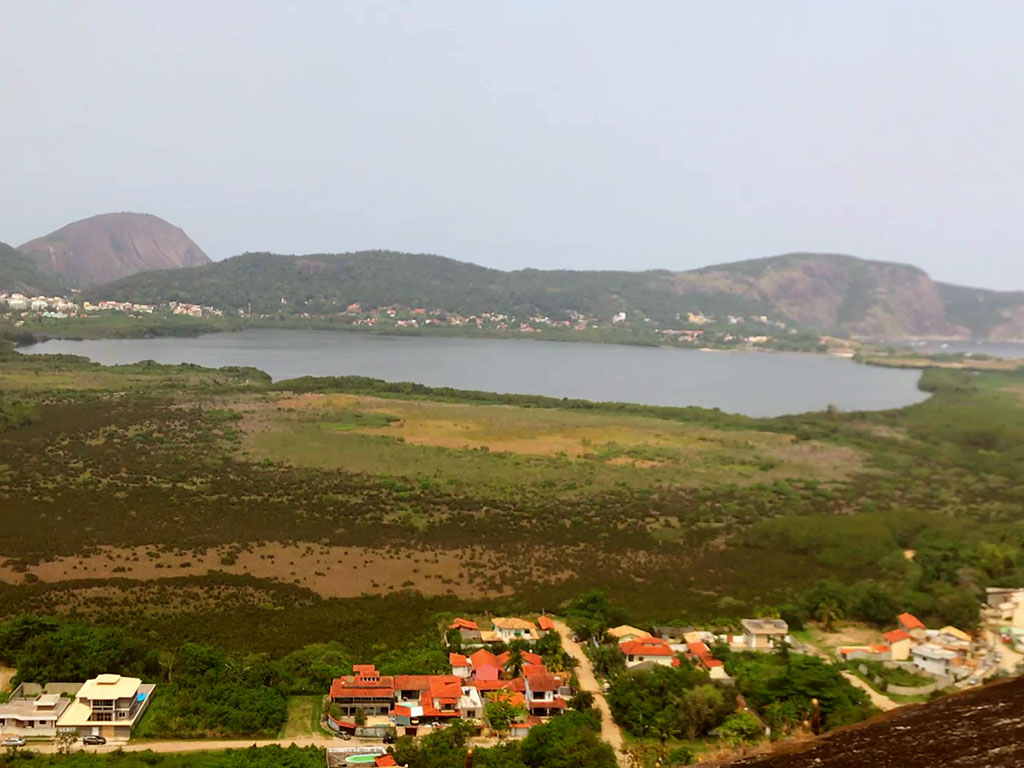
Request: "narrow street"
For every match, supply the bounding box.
[550,619,625,764]
[841,671,898,711]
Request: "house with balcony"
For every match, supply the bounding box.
[55,675,155,740]
[329,665,395,717]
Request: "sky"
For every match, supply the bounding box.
[1,1,1023,289]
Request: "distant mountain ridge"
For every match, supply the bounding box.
[84,249,1024,341]
[18,212,209,286]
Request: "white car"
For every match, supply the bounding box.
[1,737,26,747]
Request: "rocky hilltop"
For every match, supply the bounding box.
[19,212,209,286]
[88,249,1024,340]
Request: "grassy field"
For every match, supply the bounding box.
[1,345,1024,661]
[241,391,859,494]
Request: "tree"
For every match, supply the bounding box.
[717,711,763,745]
[568,690,594,711]
[354,709,367,727]
[54,729,77,755]
[485,698,525,738]
[814,598,844,632]
[519,711,616,768]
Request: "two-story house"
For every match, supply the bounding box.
[55,675,155,740]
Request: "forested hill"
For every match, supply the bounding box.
[0,242,68,296]
[85,249,1024,340]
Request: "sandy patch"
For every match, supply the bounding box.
[0,543,513,599]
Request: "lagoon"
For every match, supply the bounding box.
[22,330,930,417]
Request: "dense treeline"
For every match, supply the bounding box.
[390,713,616,768]
[0,746,321,768]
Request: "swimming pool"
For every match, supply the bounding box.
[344,756,378,765]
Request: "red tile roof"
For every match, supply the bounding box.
[393,675,434,692]
[898,612,925,631]
[450,617,479,630]
[331,687,393,699]
[449,653,469,666]
[620,638,675,656]
[687,641,711,658]
[884,629,912,642]
[537,616,555,631]
[428,676,463,700]
[522,651,543,666]
[469,649,502,669]
[375,757,398,767]
[872,645,892,654]
[525,673,559,692]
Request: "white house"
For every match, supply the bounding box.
[620,637,676,668]
[739,619,789,650]
[0,693,71,736]
[55,674,155,741]
[490,618,539,644]
[911,644,957,678]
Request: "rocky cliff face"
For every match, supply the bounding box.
[19,212,209,286]
[673,253,968,338]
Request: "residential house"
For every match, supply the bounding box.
[685,642,729,680]
[0,692,71,736]
[739,619,789,650]
[55,675,155,740]
[837,645,892,663]
[897,612,927,640]
[653,626,696,644]
[449,653,472,679]
[509,716,542,740]
[330,665,395,716]
[883,629,914,661]
[536,616,555,634]
[448,618,482,644]
[607,625,650,644]
[911,644,957,678]
[984,588,1024,629]
[620,637,676,668]
[491,618,540,644]
[523,672,566,717]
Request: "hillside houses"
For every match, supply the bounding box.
[837,612,981,681]
[446,616,551,646]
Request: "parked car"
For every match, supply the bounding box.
[83,735,107,745]
[1,737,26,747]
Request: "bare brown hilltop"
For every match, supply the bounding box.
[18,212,209,286]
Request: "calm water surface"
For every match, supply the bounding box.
[22,330,930,417]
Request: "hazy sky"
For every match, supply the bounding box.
[2,1,1023,289]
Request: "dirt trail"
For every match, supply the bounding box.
[840,671,898,711]
[551,619,624,765]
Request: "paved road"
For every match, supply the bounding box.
[25,736,351,755]
[841,671,898,711]
[550,619,625,764]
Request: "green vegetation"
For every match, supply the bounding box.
[390,712,615,768]
[0,242,67,296]
[0,746,321,768]
[607,665,733,740]
[0,344,1023,749]
[849,659,933,689]
[721,649,876,734]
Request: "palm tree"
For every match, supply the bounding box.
[815,598,843,632]
[506,647,525,678]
